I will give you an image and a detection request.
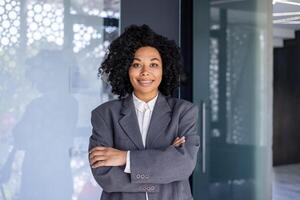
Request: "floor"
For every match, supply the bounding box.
[273,163,300,200]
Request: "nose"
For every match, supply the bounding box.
[141,65,150,76]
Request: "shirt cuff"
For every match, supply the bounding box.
[124,151,131,173]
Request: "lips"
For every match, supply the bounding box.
[138,80,154,86]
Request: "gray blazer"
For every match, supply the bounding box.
[89,92,200,200]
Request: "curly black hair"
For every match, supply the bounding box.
[99,24,183,98]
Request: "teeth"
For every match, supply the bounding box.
[139,80,152,83]
[138,80,153,85]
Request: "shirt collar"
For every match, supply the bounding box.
[132,92,158,112]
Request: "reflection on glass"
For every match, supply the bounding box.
[0,1,120,200]
[27,2,64,46]
[207,1,271,200]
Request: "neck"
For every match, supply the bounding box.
[133,90,158,102]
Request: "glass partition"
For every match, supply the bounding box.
[0,1,120,199]
[192,1,273,200]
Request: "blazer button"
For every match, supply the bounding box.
[136,174,140,179]
[141,174,145,179]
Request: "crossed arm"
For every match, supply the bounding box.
[88,105,200,192]
[89,136,186,168]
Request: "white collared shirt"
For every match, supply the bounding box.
[124,92,158,200]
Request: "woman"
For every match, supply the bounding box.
[89,24,200,200]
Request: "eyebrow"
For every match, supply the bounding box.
[150,58,161,62]
[133,57,161,62]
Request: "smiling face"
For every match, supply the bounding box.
[128,46,163,102]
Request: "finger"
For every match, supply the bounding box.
[172,137,180,145]
[173,136,186,145]
[175,136,186,144]
[92,160,106,168]
[173,143,180,147]
[173,137,186,147]
[173,142,185,147]
[179,136,186,141]
[173,141,180,146]
[89,147,110,158]
[89,146,107,154]
[173,140,183,147]
[90,155,107,165]
[179,136,186,142]
[173,139,182,146]
[89,150,107,160]
[177,139,186,145]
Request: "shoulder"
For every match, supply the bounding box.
[165,96,199,115]
[92,98,122,117]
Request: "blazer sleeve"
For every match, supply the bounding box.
[89,110,160,193]
[129,104,200,184]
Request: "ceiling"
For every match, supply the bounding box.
[273,0,300,47]
[210,0,300,47]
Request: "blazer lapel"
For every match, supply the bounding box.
[146,93,171,148]
[118,94,145,150]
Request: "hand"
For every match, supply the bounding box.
[172,136,185,147]
[89,147,127,168]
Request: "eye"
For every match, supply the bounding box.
[132,63,142,68]
[150,63,159,68]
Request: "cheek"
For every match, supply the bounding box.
[155,69,163,82]
[128,70,140,88]
[157,77,162,86]
[128,69,136,80]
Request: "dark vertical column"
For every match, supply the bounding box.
[120,0,181,98]
[180,0,193,101]
[273,36,300,166]
[120,0,179,44]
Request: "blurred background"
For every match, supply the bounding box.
[0,0,299,200]
[0,0,120,200]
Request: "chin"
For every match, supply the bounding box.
[134,87,157,94]
[137,89,154,94]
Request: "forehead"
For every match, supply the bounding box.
[134,46,161,60]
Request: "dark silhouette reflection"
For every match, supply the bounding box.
[9,50,78,200]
